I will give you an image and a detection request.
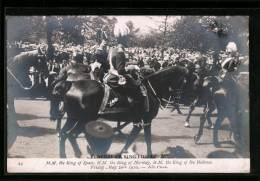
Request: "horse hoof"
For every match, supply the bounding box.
[194,135,200,143]
[75,151,82,158]
[120,149,128,154]
[60,153,66,158]
[87,145,94,155]
[147,152,153,157]
[208,124,214,129]
[50,118,56,122]
[214,142,221,148]
[184,122,190,128]
[170,108,176,112]
[178,111,182,115]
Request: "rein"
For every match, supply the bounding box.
[147,80,164,109]
[145,67,189,109]
[7,67,36,90]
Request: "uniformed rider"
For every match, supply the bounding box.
[105,44,146,107]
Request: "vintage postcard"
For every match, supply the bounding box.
[6,14,249,173]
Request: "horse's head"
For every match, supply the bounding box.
[140,67,155,77]
[146,66,190,99]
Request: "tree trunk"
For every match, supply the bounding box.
[45,17,54,62]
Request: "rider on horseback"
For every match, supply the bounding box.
[194,54,210,87]
[104,44,146,109]
[218,42,245,115]
[218,42,240,81]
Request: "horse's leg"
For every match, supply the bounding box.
[67,122,84,158]
[118,122,130,130]
[56,101,67,132]
[176,103,182,114]
[228,108,241,146]
[213,112,226,148]
[7,98,20,149]
[194,108,208,143]
[120,120,143,154]
[114,121,128,139]
[56,119,62,132]
[185,99,198,127]
[212,90,227,148]
[50,95,60,121]
[59,133,67,158]
[206,101,215,129]
[59,118,77,158]
[7,98,19,127]
[143,119,152,155]
[170,101,177,112]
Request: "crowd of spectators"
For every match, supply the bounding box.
[8,40,247,98]
[8,40,244,71]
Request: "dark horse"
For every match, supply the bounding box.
[49,63,106,131]
[6,52,49,148]
[184,75,217,128]
[58,66,190,158]
[194,74,249,150]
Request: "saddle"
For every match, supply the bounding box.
[98,84,149,114]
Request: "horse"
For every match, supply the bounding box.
[183,58,219,128]
[184,75,219,128]
[166,61,198,115]
[53,65,155,135]
[6,51,49,148]
[58,66,191,158]
[194,73,249,149]
[49,63,107,131]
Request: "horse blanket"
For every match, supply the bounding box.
[98,84,149,114]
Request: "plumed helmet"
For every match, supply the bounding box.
[114,22,130,38]
[226,42,237,53]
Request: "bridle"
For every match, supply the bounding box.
[7,67,36,90]
[147,80,164,109]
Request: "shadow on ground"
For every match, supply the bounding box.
[16,126,57,137]
[15,113,49,121]
[112,132,193,143]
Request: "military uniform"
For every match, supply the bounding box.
[105,46,144,102]
[95,44,109,73]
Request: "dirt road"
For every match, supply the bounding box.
[8,99,238,158]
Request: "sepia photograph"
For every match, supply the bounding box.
[6,15,249,173]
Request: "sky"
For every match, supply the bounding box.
[109,16,181,34]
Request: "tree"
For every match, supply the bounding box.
[169,16,249,54]
[7,16,46,43]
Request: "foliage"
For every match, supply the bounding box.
[6,16,249,55]
[140,16,249,54]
